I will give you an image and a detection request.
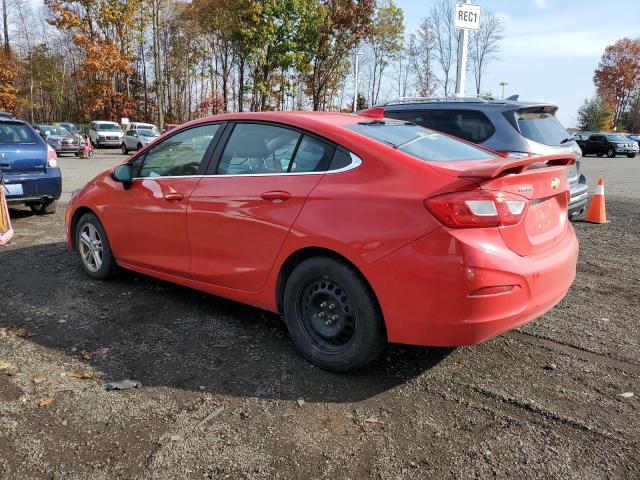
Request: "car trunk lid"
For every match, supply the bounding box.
[430,154,575,256]
[0,143,47,174]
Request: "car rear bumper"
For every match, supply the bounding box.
[2,168,62,204]
[363,224,578,347]
[55,146,81,153]
[568,174,589,216]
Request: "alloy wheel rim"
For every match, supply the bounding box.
[79,223,103,272]
[299,277,356,353]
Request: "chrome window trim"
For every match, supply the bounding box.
[131,152,362,181]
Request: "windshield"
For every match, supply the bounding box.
[0,123,36,144]
[516,109,569,146]
[346,122,496,162]
[97,123,121,131]
[42,126,70,136]
[606,134,627,142]
[139,130,159,137]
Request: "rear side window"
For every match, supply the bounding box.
[515,108,570,146]
[385,109,496,144]
[346,123,496,162]
[0,123,36,144]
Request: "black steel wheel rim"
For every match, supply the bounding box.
[298,276,356,353]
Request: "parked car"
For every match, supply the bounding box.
[36,124,83,156]
[380,97,589,219]
[121,127,160,154]
[0,112,14,119]
[65,111,578,371]
[126,122,159,134]
[0,118,61,213]
[88,121,124,148]
[624,133,640,152]
[581,133,637,158]
[60,122,78,135]
[162,123,179,134]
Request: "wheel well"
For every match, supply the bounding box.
[275,247,379,316]
[70,206,97,251]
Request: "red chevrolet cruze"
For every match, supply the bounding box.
[66,110,578,371]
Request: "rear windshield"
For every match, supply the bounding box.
[346,122,496,162]
[0,123,36,144]
[97,123,121,131]
[516,109,570,146]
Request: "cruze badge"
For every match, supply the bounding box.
[550,178,561,189]
[518,185,533,192]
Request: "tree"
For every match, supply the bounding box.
[577,96,611,131]
[299,0,375,111]
[367,0,403,105]
[407,17,437,98]
[593,38,640,129]
[0,49,17,111]
[469,13,504,95]
[428,0,457,96]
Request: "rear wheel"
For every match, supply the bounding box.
[121,142,128,154]
[75,213,117,280]
[627,154,636,158]
[283,256,386,371]
[606,147,616,158]
[30,199,58,215]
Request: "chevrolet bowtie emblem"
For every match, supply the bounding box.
[550,177,561,189]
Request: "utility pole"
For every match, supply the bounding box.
[353,49,362,112]
[499,81,508,100]
[455,0,472,97]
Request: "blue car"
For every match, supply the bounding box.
[0,118,62,214]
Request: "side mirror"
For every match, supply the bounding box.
[112,164,133,188]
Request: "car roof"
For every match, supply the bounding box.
[378,97,558,112]
[180,111,366,131]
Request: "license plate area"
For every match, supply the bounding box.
[4,183,23,196]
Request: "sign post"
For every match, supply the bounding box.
[454,1,481,97]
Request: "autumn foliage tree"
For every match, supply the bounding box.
[0,49,18,112]
[593,37,640,129]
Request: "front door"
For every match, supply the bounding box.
[105,123,222,277]
[188,122,334,291]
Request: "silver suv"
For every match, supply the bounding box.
[380,97,589,219]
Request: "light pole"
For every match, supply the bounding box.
[353,50,363,112]
[499,81,508,100]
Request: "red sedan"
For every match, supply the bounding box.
[65,110,578,371]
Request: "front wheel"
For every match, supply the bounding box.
[121,143,128,154]
[75,213,117,280]
[283,256,386,371]
[137,143,143,151]
[606,147,616,158]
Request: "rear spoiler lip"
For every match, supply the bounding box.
[435,153,577,180]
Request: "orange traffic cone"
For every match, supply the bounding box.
[583,178,607,224]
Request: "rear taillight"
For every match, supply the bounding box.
[424,190,528,228]
[47,145,58,167]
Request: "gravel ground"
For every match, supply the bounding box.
[0,152,639,479]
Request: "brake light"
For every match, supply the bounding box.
[496,151,532,159]
[47,145,58,167]
[424,190,528,228]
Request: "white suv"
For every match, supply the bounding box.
[89,121,124,148]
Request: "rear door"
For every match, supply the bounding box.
[187,122,334,290]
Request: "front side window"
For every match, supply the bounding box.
[217,123,301,175]
[346,122,496,162]
[135,124,219,178]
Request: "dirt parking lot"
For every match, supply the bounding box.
[1,150,639,479]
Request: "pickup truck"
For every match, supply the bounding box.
[580,133,638,158]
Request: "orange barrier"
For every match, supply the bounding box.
[583,178,607,224]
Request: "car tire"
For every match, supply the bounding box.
[75,213,117,280]
[596,153,603,157]
[137,143,143,151]
[121,143,128,154]
[627,154,636,158]
[30,199,58,215]
[606,147,616,158]
[283,256,386,372]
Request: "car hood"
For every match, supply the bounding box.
[48,135,79,141]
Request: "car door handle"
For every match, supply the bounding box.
[164,192,184,202]
[260,191,291,202]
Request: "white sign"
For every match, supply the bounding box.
[454,3,481,31]
[121,117,130,125]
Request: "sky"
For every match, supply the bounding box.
[395,0,639,127]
